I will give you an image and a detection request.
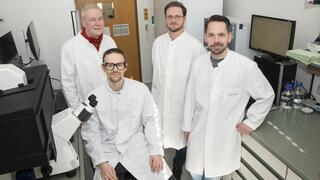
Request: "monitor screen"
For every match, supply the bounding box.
[0,31,18,64]
[249,15,296,59]
[26,21,40,60]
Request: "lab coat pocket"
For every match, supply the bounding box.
[129,111,141,131]
[223,88,241,106]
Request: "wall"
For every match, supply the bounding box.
[153,0,171,37]
[137,0,154,83]
[0,0,75,89]
[181,0,223,42]
[224,0,320,101]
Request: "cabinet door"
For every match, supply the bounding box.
[286,168,302,180]
[238,162,259,180]
[242,146,279,179]
[242,135,287,178]
[231,171,244,180]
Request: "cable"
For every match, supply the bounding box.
[50,77,60,82]
[22,57,36,67]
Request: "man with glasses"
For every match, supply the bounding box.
[81,48,174,180]
[60,4,116,179]
[152,1,206,179]
[61,4,116,110]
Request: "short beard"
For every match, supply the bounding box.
[167,24,184,33]
[209,45,227,56]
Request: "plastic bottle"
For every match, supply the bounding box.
[292,81,307,109]
[280,83,293,109]
[314,103,320,112]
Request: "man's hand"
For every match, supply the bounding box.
[184,131,190,143]
[149,155,163,173]
[99,162,118,180]
[236,122,253,135]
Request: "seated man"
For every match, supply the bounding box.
[81,48,173,180]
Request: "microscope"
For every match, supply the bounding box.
[0,63,97,179]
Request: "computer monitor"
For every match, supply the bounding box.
[249,14,296,60]
[26,21,40,60]
[0,31,19,64]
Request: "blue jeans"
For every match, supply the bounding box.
[191,172,220,180]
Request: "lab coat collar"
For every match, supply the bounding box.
[165,31,186,43]
[78,33,103,49]
[105,78,127,95]
[209,49,231,69]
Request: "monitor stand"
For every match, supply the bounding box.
[260,53,290,63]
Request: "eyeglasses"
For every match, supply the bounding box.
[166,15,184,21]
[102,62,127,70]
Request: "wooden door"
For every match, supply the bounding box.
[76,0,142,81]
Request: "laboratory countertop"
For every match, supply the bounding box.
[250,108,320,180]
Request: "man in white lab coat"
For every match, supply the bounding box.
[81,48,173,180]
[152,2,206,179]
[61,4,116,110]
[182,15,275,180]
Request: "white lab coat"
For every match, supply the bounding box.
[81,78,172,180]
[182,50,274,177]
[152,31,206,149]
[60,32,116,109]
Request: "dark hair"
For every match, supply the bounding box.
[164,1,187,16]
[102,48,126,62]
[204,15,231,33]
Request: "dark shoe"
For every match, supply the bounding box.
[172,168,182,180]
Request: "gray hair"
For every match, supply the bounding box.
[80,4,102,20]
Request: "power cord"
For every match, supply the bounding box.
[22,57,36,67]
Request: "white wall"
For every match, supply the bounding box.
[0,0,75,89]
[224,0,320,101]
[181,0,223,42]
[154,0,171,36]
[137,0,154,83]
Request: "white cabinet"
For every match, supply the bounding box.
[286,168,303,180]
[237,162,259,180]
[231,171,243,180]
[242,135,287,178]
[241,146,279,179]
[238,135,303,180]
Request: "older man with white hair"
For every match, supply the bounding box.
[61,4,116,110]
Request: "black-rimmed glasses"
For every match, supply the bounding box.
[102,62,127,70]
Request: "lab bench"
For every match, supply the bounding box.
[232,109,320,180]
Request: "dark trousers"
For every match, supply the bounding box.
[115,163,176,180]
[172,146,187,180]
[115,163,137,180]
